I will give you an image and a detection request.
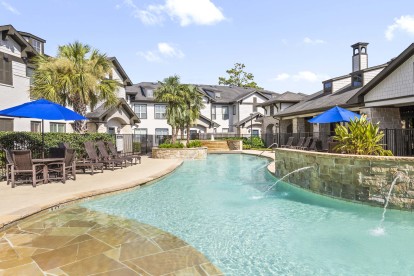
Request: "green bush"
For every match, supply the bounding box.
[158,142,184,148]
[0,131,114,159]
[333,115,392,156]
[243,144,252,150]
[187,140,202,148]
[132,142,141,153]
[243,136,265,148]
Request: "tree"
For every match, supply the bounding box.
[218,63,262,89]
[182,85,205,146]
[31,41,121,132]
[333,115,393,156]
[154,75,184,143]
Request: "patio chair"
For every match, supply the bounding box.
[293,137,305,149]
[48,148,76,183]
[49,147,65,158]
[281,137,294,148]
[96,141,126,169]
[3,149,14,185]
[106,141,140,165]
[80,141,108,172]
[10,150,45,188]
[299,137,313,150]
[308,138,321,151]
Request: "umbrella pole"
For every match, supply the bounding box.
[42,119,44,158]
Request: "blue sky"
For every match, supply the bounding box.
[2,0,414,94]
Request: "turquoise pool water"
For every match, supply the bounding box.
[83,154,414,275]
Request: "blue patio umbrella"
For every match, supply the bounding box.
[0,99,87,156]
[308,106,361,123]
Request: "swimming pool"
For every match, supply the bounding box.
[83,154,414,275]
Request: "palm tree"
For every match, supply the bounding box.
[30,41,121,132]
[182,85,204,146]
[154,75,184,143]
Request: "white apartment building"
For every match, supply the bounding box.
[126,82,280,144]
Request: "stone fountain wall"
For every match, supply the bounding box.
[274,149,414,210]
[152,147,207,160]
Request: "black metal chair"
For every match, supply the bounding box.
[281,137,294,148]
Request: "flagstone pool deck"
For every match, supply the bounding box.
[0,151,274,275]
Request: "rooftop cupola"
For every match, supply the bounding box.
[351,42,369,72]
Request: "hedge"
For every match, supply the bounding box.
[0,131,115,159]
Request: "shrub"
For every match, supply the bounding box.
[158,142,184,148]
[187,140,202,148]
[333,115,393,156]
[243,136,265,148]
[132,142,141,153]
[243,144,252,150]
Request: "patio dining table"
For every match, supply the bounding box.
[33,158,64,183]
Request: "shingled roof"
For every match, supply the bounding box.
[86,98,140,123]
[126,83,279,103]
[274,86,361,118]
[257,91,307,106]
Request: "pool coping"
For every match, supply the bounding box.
[0,159,184,231]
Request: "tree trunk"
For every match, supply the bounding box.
[186,124,190,147]
[171,126,176,143]
[71,96,87,133]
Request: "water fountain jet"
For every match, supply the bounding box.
[265,166,315,194]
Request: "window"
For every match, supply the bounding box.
[146,89,153,98]
[50,122,66,133]
[270,105,275,116]
[252,129,259,136]
[253,97,257,112]
[323,82,332,93]
[154,105,167,119]
[212,105,216,120]
[31,121,41,133]
[352,74,363,87]
[222,106,229,120]
[31,39,42,53]
[222,128,229,133]
[0,53,12,85]
[134,104,147,119]
[233,105,236,115]
[134,128,147,142]
[108,127,116,134]
[215,92,221,99]
[0,118,13,131]
[26,67,35,86]
[155,128,169,145]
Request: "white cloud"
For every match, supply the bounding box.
[1,1,20,15]
[137,51,162,63]
[274,73,290,81]
[303,37,326,44]
[137,42,184,62]
[158,42,184,58]
[123,0,225,26]
[385,15,414,40]
[273,71,329,83]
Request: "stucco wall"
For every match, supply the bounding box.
[152,147,207,160]
[274,148,414,210]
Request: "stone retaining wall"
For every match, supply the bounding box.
[152,147,207,160]
[274,148,414,210]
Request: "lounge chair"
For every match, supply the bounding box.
[308,138,320,151]
[281,137,294,148]
[77,141,105,174]
[48,148,76,183]
[58,142,70,149]
[106,141,140,165]
[293,137,305,149]
[95,141,126,170]
[10,150,45,188]
[299,137,313,150]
